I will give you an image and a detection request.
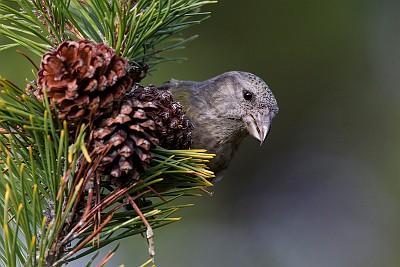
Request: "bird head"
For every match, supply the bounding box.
[208,71,279,144]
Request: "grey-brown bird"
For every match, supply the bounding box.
[160,71,279,178]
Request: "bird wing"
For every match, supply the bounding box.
[158,79,197,108]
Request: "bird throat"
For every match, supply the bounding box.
[191,116,247,173]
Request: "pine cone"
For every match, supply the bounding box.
[131,85,194,149]
[93,84,193,185]
[37,40,132,130]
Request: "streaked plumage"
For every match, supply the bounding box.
[160,71,279,178]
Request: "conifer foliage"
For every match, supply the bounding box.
[0,1,215,266]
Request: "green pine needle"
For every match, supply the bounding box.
[0,76,215,266]
[0,1,217,266]
[0,0,216,67]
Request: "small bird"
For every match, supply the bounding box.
[160,71,279,178]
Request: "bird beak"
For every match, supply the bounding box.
[242,112,272,145]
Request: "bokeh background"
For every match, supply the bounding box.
[1,0,400,266]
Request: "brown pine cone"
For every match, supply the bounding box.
[93,84,193,185]
[36,40,132,130]
[131,85,194,150]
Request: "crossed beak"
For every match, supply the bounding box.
[242,112,272,145]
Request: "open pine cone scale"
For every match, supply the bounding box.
[34,40,194,185]
[37,40,133,129]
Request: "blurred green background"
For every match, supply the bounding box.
[2,0,400,266]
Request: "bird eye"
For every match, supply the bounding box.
[243,90,253,101]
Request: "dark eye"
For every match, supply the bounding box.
[243,90,253,101]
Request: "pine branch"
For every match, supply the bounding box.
[0,77,85,266]
[0,76,215,266]
[0,0,216,66]
[0,0,217,266]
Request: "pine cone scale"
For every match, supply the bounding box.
[36,40,132,130]
[35,41,193,186]
[93,84,193,185]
